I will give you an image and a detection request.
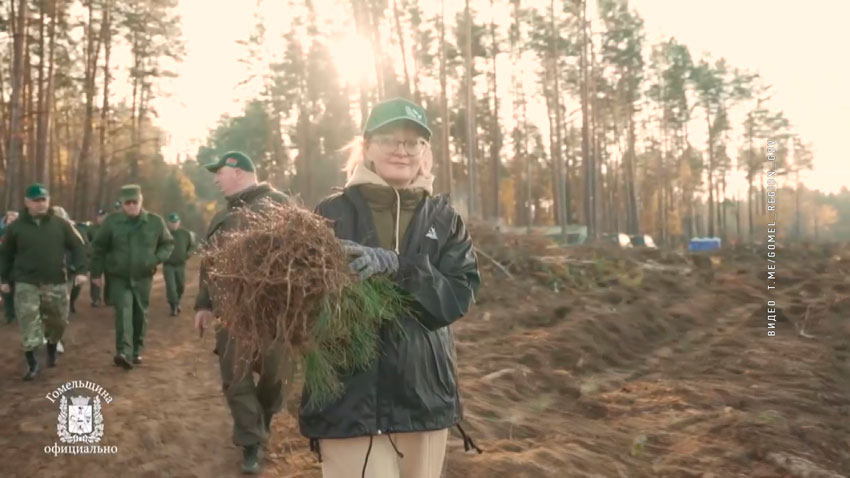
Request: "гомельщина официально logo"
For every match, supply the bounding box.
[43,380,119,456]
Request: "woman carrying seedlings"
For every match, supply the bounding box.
[300,98,481,478]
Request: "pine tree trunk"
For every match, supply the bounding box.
[489,1,500,225]
[391,0,411,96]
[35,0,47,184]
[580,0,593,239]
[549,0,566,234]
[97,0,112,209]
[74,0,103,217]
[438,0,451,196]
[464,0,476,218]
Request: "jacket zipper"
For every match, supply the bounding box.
[392,187,401,253]
[374,187,402,436]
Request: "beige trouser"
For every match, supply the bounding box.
[320,429,449,478]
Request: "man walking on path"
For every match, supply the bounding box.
[163,213,195,316]
[91,185,174,370]
[194,151,293,474]
[0,184,87,380]
[1,210,19,324]
[87,208,108,307]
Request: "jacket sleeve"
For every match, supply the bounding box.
[65,221,88,275]
[396,213,480,331]
[194,224,215,311]
[155,218,175,263]
[0,226,17,283]
[90,219,111,278]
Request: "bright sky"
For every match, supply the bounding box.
[153,0,849,194]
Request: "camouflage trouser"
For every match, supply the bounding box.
[15,282,69,352]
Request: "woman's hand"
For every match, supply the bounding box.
[339,239,399,280]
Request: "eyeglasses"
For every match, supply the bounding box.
[370,136,428,156]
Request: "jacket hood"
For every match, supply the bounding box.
[345,163,434,195]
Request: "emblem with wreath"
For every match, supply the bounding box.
[57,395,104,444]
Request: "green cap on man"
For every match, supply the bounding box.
[363,98,432,140]
[203,151,255,173]
[119,184,142,201]
[167,213,180,223]
[25,183,49,200]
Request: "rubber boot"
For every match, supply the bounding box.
[241,444,264,474]
[46,343,57,367]
[23,351,40,381]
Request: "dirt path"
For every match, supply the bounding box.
[2,250,849,478]
[0,259,319,478]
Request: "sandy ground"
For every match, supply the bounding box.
[1,241,849,478]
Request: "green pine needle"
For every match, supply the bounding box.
[303,275,411,408]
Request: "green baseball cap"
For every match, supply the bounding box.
[204,151,255,173]
[363,98,432,140]
[167,213,180,223]
[119,184,142,201]
[25,183,49,200]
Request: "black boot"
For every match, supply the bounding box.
[169,304,177,316]
[241,444,264,474]
[69,302,76,314]
[23,351,40,380]
[46,343,57,367]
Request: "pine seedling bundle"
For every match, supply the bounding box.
[201,201,408,407]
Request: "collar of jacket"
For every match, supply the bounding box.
[226,182,271,209]
[20,207,55,224]
[119,210,149,223]
[341,186,450,254]
[345,162,435,195]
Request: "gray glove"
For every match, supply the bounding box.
[339,239,399,280]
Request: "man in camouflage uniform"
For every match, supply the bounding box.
[0,184,87,380]
[1,210,19,324]
[194,151,293,474]
[91,185,174,369]
[163,213,195,316]
[87,208,108,307]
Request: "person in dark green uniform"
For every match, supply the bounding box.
[1,210,19,324]
[163,213,195,316]
[52,206,88,315]
[87,208,108,307]
[91,185,174,369]
[0,184,88,380]
[193,151,293,474]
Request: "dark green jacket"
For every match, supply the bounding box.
[0,209,87,285]
[195,182,289,310]
[85,223,101,258]
[165,228,196,266]
[91,210,175,281]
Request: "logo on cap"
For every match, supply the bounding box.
[405,106,423,121]
[225,157,239,166]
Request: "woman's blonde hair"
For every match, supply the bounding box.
[341,133,434,182]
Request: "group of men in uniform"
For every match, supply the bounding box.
[0,182,196,379]
[1,150,287,474]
